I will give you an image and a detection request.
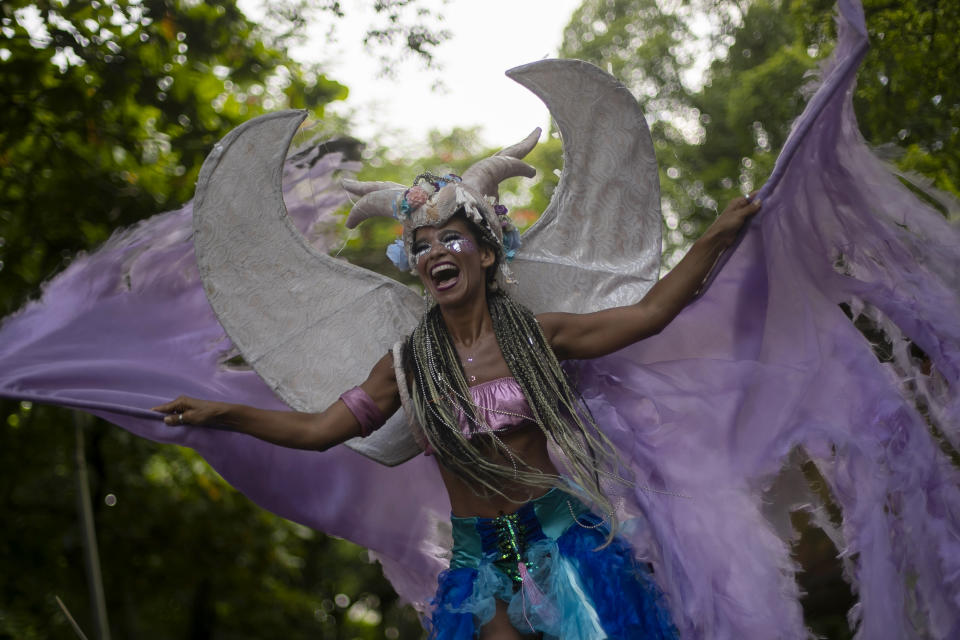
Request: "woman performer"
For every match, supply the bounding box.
[153,166,759,639]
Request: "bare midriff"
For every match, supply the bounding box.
[438,421,560,518]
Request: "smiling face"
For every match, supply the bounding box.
[413,216,495,304]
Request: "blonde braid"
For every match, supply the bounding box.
[404,290,630,542]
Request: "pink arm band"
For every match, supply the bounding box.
[339,386,386,437]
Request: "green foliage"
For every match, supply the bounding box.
[559,0,957,266]
[518,133,563,223]
[805,0,959,197]
[262,0,452,77]
[0,1,440,637]
[560,0,810,265]
[1,406,425,639]
[0,0,347,316]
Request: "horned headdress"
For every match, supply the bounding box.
[342,129,541,281]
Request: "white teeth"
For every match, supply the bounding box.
[431,263,458,278]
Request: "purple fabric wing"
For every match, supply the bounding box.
[572,1,960,638]
[0,148,453,608]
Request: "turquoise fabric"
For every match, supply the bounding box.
[449,488,583,570]
[431,489,678,639]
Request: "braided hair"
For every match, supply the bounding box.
[403,288,630,541]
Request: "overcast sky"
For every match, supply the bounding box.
[256,0,585,153]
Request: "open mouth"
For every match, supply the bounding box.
[430,262,461,291]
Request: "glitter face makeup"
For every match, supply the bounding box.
[413,233,476,265]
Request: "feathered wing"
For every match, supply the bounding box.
[567,2,960,638]
[507,59,661,314]
[192,110,423,465]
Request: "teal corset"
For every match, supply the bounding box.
[449,488,592,575]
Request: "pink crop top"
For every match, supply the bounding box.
[423,377,534,455]
[459,377,535,436]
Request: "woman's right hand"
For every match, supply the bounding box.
[151,396,225,427]
[147,353,401,450]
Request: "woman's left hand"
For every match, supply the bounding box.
[709,193,762,247]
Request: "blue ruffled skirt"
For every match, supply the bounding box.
[428,489,677,639]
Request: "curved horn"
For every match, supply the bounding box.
[342,178,406,197]
[345,189,403,228]
[496,127,541,160]
[461,155,537,200]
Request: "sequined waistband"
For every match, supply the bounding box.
[449,488,598,578]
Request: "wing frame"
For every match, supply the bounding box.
[507,59,662,314]
[193,110,422,465]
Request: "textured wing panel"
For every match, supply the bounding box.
[193,110,422,465]
[506,60,661,314]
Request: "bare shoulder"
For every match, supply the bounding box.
[535,311,577,346]
[357,351,400,414]
[371,350,395,374]
[535,312,558,342]
[366,351,398,387]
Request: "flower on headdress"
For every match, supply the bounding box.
[502,226,521,260]
[386,238,410,271]
[399,185,430,216]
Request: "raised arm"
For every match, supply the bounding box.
[151,352,400,451]
[539,195,761,360]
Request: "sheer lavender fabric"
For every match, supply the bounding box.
[2,1,959,638]
[570,3,960,638]
[0,149,454,602]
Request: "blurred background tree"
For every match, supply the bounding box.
[0,0,441,638]
[556,0,958,268]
